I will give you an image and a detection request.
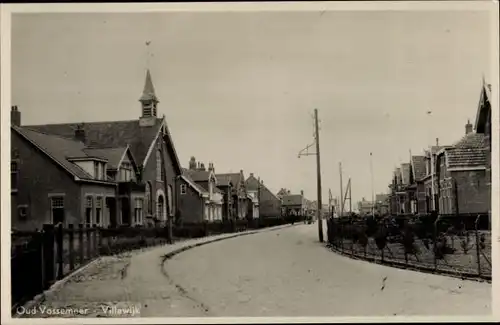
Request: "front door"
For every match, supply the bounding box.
[52,208,65,225]
[106,198,117,228]
[121,198,131,226]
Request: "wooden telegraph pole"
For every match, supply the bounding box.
[339,162,344,218]
[297,108,324,242]
[314,109,324,242]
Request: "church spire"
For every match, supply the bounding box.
[139,69,159,118]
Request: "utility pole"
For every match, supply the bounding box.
[257,176,261,219]
[314,109,323,242]
[343,178,352,215]
[339,162,344,218]
[370,152,375,216]
[297,108,324,242]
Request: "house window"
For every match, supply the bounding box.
[145,182,152,215]
[156,150,163,181]
[51,196,65,225]
[94,162,99,179]
[85,196,93,226]
[95,197,103,226]
[180,184,187,195]
[11,161,19,192]
[134,198,144,225]
[120,162,132,182]
[157,195,165,220]
[167,185,173,216]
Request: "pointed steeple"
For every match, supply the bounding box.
[139,69,159,118]
[140,69,157,101]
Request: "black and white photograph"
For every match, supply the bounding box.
[1,1,499,323]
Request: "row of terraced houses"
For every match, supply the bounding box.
[388,79,492,216]
[10,69,303,231]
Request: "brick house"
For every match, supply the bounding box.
[276,188,290,200]
[408,155,427,214]
[13,69,183,227]
[282,191,306,216]
[435,81,491,215]
[246,174,281,218]
[11,119,146,231]
[389,163,412,215]
[177,157,224,223]
[215,170,249,220]
[421,142,451,214]
[374,194,390,215]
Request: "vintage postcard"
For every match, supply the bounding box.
[1,1,499,324]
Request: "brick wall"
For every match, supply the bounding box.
[11,130,81,231]
[177,177,204,223]
[142,136,178,220]
[452,169,490,214]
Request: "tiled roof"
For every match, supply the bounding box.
[245,175,280,202]
[282,194,303,206]
[23,116,181,174]
[453,132,486,149]
[215,173,241,187]
[24,119,160,166]
[180,173,207,195]
[411,155,426,181]
[277,188,290,197]
[444,133,487,169]
[184,168,211,182]
[12,127,115,182]
[83,147,128,170]
[446,148,487,168]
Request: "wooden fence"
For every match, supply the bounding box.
[326,213,492,280]
[11,215,302,311]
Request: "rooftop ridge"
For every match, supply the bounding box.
[24,117,161,127]
[15,126,84,143]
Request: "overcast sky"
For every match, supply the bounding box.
[11,10,492,208]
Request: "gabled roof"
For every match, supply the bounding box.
[23,116,182,175]
[245,174,281,202]
[180,172,208,197]
[282,194,304,206]
[215,172,243,188]
[474,78,492,133]
[12,126,115,184]
[83,146,129,170]
[410,155,426,181]
[277,188,290,197]
[183,168,216,183]
[400,163,411,185]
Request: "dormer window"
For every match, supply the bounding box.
[94,162,99,180]
[120,162,133,182]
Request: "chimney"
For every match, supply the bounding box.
[300,190,304,196]
[197,162,201,169]
[200,163,206,171]
[435,138,439,147]
[465,119,473,135]
[250,173,254,177]
[208,162,214,172]
[74,123,86,143]
[11,106,21,127]
[189,157,197,170]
